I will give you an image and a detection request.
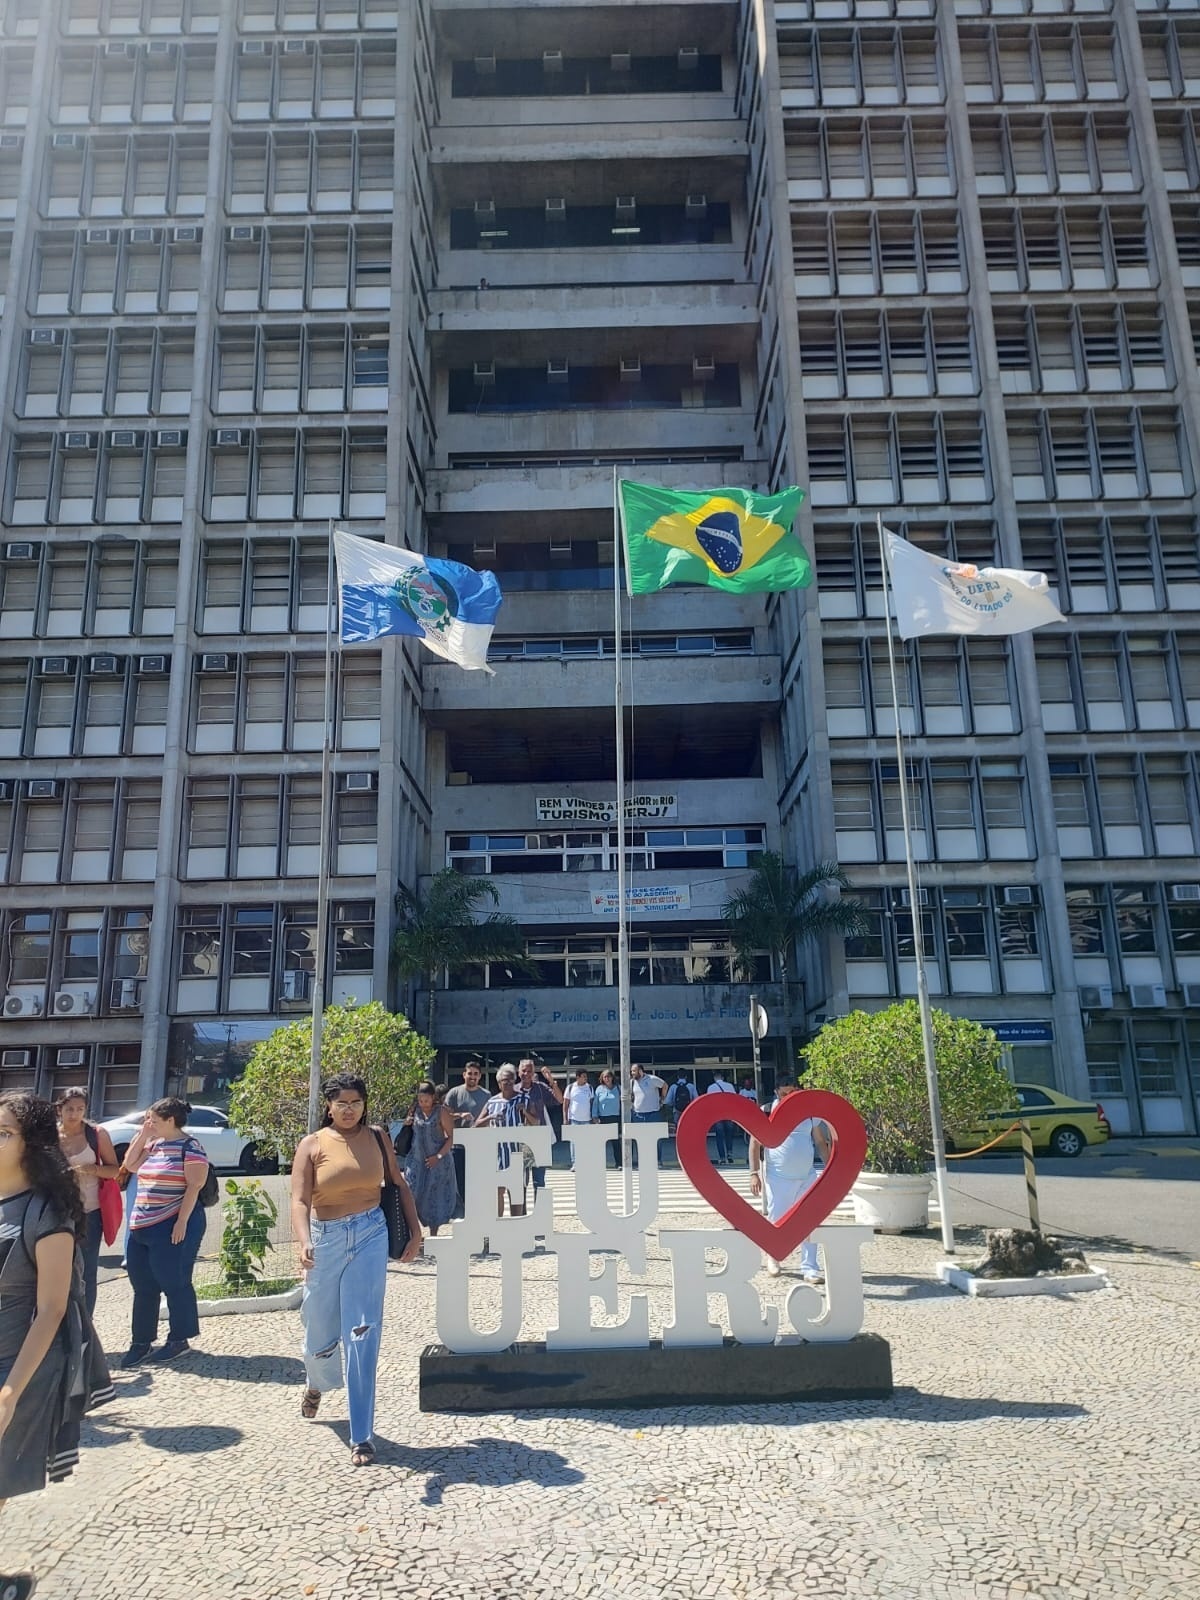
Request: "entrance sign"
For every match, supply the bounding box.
[425,1093,874,1355]
[535,793,677,822]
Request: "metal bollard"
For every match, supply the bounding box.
[1019,1118,1040,1233]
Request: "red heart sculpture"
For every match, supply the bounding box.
[675,1091,867,1260]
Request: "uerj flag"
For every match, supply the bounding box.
[884,530,1064,640]
[334,530,502,672]
[619,480,810,596]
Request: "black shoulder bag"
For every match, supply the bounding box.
[372,1126,411,1260]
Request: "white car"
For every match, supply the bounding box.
[99,1105,274,1173]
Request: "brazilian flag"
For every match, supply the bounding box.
[619,480,811,596]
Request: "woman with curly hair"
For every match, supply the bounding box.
[0,1090,112,1600]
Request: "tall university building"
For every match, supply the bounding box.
[0,0,1197,1138]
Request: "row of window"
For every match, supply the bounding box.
[446,363,742,415]
[445,827,768,878]
[832,758,1030,855]
[0,1044,141,1120]
[793,209,966,296]
[846,885,1045,967]
[2,907,151,1016]
[824,637,1017,738]
[444,932,771,993]
[448,200,734,253]
[994,303,1169,395]
[811,513,1200,614]
[237,0,399,31]
[20,327,194,420]
[1036,633,1200,732]
[487,633,754,663]
[220,223,390,310]
[779,26,944,105]
[981,203,1155,292]
[183,774,376,881]
[1005,406,1188,501]
[798,306,974,399]
[0,780,159,885]
[0,540,178,637]
[5,429,386,527]
[213,326,387,416]
[1065,884,1200,959]
[52,42,215,126]
[38,133,210,221]
[226,131,393,214]
[971,109,1140,193]
[174,900,374,1012]
[1084,1017,1200,1108]
[960,22,1125,102]
[59,0,220,34]
[448,53,724,100]
[1050,754,1200,856]
[786,114,956,198]
[31,229,201,316]
[779,0,1111,18]
[230,41,396,122]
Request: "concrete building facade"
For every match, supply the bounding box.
[0,0,1196,1137]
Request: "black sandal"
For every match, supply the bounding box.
[350,1441,376,1466]
[300,1387,322,1419]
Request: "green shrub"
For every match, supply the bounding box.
[217,1178,279,1292]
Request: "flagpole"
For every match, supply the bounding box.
[307,522,337,1134]
[614,472,634,1213]
[878,516,955,1253]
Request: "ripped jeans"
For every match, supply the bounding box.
[301,1206,388,1447]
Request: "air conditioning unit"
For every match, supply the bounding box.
[199,653,232,673]
[239,39,268,54]
[281,969,311,1002]
[1001,886,1034,906]
[446,771,472,786]
[898,886,930,907]
[472,540,496,560]
[282,38,313,53]
[226,225,262,243]
[108,430,145,450]
[109,979,142,1011]
[51,133,85,151]
[542,49,563,73]
[472,360,496,387]
[678,46,700,70]
[1183,983,1200,1009]
[0,134,23,151]
[0,781,13,800]
[685,193,709,219]
[145,40,176,55]
[137,654,169,675]
[1078,983,1113,1010]
[0,1049,32,1067]
[5,543,36,560]
[473,53,496,75]
[37,658,73,677]
[129,227,162,245]
[87,654,120,675]
[30,329,65,346]
[473,199,496,226]
[545,198,566,222]
[620,357,642,383]
[62,431,98,450]
[340,771,378,792]
[615,195,636,223]
[213,428,249,448]
[104,40,134,56]
[549,538,572,559]
[1170,883,1200,903]
[692,355,716,381]
[1129,982,1166,1009]
[153,429,185,448]
[56,1047,86,1067]
[26,778,63,799]
[3,995,42,1019]
[86,228,118,246]
[53,991,95,1017]
[171,226,200,244]
[610,50,632,72]
[547,358,569,384]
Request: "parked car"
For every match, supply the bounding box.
[99,1105,276,1173]
[950,1085,1110,1159]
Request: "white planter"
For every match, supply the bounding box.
[195,1283,303,1318]
[851,1171,932,1233]
[937,1262,1110,1298]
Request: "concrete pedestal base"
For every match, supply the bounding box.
[419,1334,893,1413]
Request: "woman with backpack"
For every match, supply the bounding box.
[55,1088,121,1317]
[118,1097,212,1368]
[1,1090,113,1600]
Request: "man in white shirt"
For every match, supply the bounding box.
[749,1076,832,1281]
[630,1064,666,1168]
[562,1069,593,1168]
[706,1073,738,1165]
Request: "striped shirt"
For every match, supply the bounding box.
[130,1137,209,1230]
[480,1093,527,1171]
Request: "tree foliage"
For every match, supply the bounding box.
[391,868,529,1035]
[722,854,870,1068]
[800,1001,1014,1174]
[228,1001,432,1161]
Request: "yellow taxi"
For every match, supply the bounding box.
[950,1084,1111,1159]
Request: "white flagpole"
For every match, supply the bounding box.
[614,473,634,1213]
[878,516,955,1253]
[307,522,338,1134]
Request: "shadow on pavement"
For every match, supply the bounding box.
[188,1351,307,1384]
[512,1391,1087,1430]
[85,1412,244,1454]
[319,1426,586,1504]
[863,1273,957,1301]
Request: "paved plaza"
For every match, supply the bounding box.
[7,1215,1199,1600]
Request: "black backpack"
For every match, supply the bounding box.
[672,1081,694,1111]
[181,1136,220,1207]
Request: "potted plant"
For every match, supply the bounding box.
[800,1001,1015,1232]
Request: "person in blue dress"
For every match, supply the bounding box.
[401,1082,458,1235]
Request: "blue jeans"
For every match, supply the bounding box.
[127,1206,205,1345]
[713,1122,734,1163]
[81,1207,103,1318]
[301,1207,388,1448]
[631,1109,664,1168]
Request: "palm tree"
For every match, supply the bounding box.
[392,868,529,1040]
[722,854,869,1072]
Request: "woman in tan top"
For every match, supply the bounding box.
[290,1072,420,1466]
